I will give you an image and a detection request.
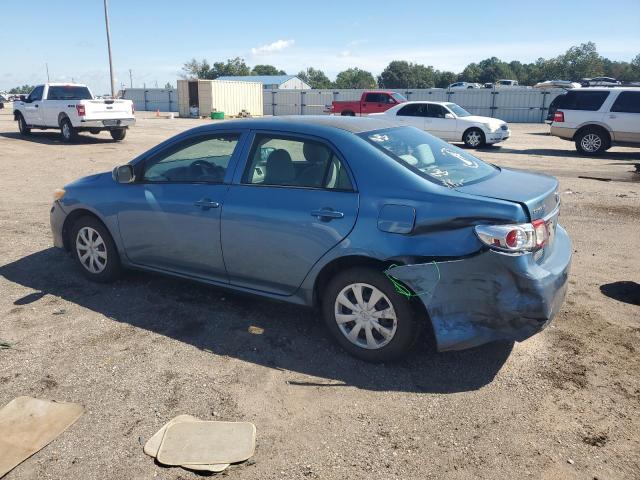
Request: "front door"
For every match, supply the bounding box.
[393,103,427,130]
[117,132,244,281]
[425,103,456,141]
[23,85,44,125]
[607,91,640,143]
[222,133,358,295]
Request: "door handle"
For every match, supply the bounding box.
[194,198,220,210]
[34,104,39,108]
[608,114,617,119]
[311,209,344,220]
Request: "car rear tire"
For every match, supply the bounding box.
[321,266,422,362]
[110,128,126,141]
[60,118,77,142]
[463,128,485,148]
[89,128,101,134]
[575,127,608,155]
[17,113,31,135]
[70,216,122,283]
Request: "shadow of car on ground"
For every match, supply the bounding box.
[1,248,514,394]
[0,131,118,145]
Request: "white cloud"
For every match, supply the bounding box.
[339,50,351,58]
[251,39,295,56]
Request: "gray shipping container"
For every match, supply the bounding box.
[122,88,178,112]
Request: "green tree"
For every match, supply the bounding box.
[335,68,376,89]
[434,71,457,88]
[252,64,286,76]
[212,57,251,77]
[8,85,35,94]
[164,82,174,89]
[460,63,482,83]
[378,61,437,88]
[476,57,515,83]
[557,42,603,80]
[297,67,333,89]
[181,58,213,79]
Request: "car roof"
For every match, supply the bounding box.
[394,100,450,106]
[191,115,397,135]
[570,87,637,92]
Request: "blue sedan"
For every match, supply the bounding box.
[50,116,571,362]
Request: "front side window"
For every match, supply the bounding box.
[47,86,92,100]
[611,92,640,114]
[361,127,497,188]
[143,134,239,182]
[27,86,44,102]
[242,135,352,190]
[427,104,447,118]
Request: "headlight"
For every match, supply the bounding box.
[53,188,66,201]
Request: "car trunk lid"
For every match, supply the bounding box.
[455,168,559,221]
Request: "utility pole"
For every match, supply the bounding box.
[45,63,50,82]
[103,0,116,97]
[129,69,133,88]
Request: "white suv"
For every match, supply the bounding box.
[550,88,640,155]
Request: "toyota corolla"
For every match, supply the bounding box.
[50,116,571,362]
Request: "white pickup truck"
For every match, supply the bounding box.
[13,83,135,142]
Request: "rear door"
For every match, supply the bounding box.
[221,132,358,295]
[606,91,640,143]
[117,131,246,281]
[393,103,427,129]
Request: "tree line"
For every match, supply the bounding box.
[182,42,639,89]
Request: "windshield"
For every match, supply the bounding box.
[360,127,497,187]
[446,103,471,117]
[391,93,407,103]
[47,86,93,100]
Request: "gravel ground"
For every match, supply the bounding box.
[0,109,639,480]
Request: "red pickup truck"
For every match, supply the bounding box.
[328,91,407,116]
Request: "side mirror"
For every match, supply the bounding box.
[112,165,135,183]
[444,113,455,119]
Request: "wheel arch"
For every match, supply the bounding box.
[61,208,112,252]
[573,123,612,144]
[312,254,435,340]
[462,126,486,142]
[58,112,70,126]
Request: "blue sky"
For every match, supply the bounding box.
[1,0,639,94]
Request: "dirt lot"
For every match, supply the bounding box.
[0,109,639,480]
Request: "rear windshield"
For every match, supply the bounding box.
[391,93,407,103]
[557,91,609,111]
[360,126,497,187]
[47,86,92,100]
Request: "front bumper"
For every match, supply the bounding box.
[79,118,136,128]
[387,225,572,351]
[50,201,68,249]
[486,128,510,144]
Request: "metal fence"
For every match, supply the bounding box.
[263,87,567,123]
[122,88,179,112]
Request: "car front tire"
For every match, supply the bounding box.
[463,128,485,148]
[71,216,122,283]
[17,113,31,135]
[321,267,422,362]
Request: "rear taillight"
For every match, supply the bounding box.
[475,221,549,253]
[76,104,86,116]
[553,111,564,122]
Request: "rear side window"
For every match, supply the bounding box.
[397,104,427,117]
[47,86,92,100]
[560,91,609,111]
[242,135,352,190]
[610,92,640,114]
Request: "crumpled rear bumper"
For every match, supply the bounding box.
[386,225,572,351]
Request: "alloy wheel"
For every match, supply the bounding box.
[581,133,601,153]
[76,226,107,274]
[466,131,481,147]
[334,283,398,350]
[62,122,71,139]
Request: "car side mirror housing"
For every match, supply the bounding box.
[444,113,455,119]
[112,165,135,183]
